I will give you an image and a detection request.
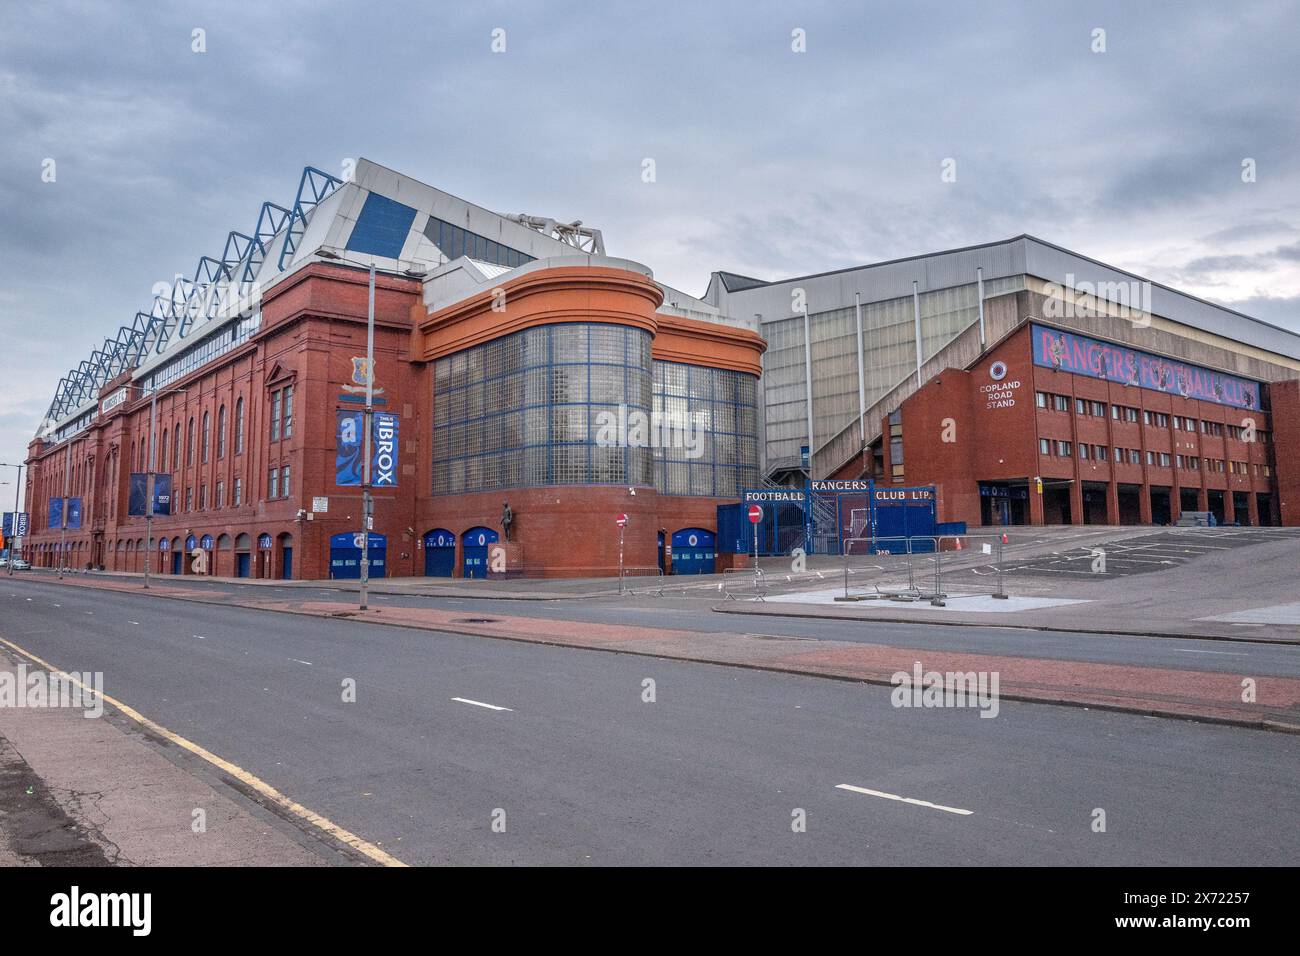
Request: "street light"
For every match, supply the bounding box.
[0,461,24,574]
[315,246,429,609]
[122,381,189,590]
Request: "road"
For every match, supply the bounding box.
[3,577,1298,865]
[22,570,1300,678]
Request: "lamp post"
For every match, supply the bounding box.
[58,437,71,578]
[124,382,187,590]
[316,247,428,609]
[0,462,22,573]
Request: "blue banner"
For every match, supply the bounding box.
[128,474,173,516]
[1031,324,1261,410]
[1,513,10,537]
[372,412,399,487]
[336,411,363,486]
[15,513,27,537]
[48,497,63,529]
[65,498,82,529]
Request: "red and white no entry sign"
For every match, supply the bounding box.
[747,504,763,523]
[615,513,628,527]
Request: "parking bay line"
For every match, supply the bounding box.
[836,783,973,816]
[451,697,513,712]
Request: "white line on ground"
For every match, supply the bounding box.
[290,659,314,666]
[1173,648,1247,656]
[129,621,139,625]
[451,697,513,712]
[194,635,205,639]
[836,783,973,816]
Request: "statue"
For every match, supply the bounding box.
[501,501,514,542]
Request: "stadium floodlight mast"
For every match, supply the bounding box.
[315,247,429,610]
[0,461,24,574]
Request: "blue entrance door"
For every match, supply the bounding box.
[171,550,182,575]
[671,528,715,575]
[236,552,250,577]
[329,532,387,579]
[461,527,498,579]
[282,548,292,580]
[423,529,455,577]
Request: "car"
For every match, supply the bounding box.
[9,559,30,570]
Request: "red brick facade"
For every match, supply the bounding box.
[880,323,1289,527]
[22,262,766,579]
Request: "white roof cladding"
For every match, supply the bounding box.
[707,235,1300,362]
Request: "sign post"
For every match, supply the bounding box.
[616,513,628,592]
[748,503,763,581]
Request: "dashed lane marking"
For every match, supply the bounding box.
[836,783,973,816]
[451,697,513,712]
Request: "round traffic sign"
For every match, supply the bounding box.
[616,513,628,527]
[747,504,763,524]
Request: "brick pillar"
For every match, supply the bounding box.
[1029,485,1045,525]
[1247,492,1260,526]
[1069,480,1084,525]
[1224,489,1236,524]
[1106,480,1120,525]
[1139,483,1153,523]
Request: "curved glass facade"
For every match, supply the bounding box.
[432,323,653,493]
[652,361,759,496]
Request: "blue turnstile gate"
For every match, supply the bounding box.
[423,529,455,577]
[461,527,498,579]
[329,532,387,579]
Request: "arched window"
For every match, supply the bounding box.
[173,427,180,473]
[186,417,195,467]
[235,397,245,454]
[217,405,227,459]
[161,429,168,471]
[202,411,211,463]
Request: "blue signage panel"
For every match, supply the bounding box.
[200,534,214,549]
[1031,324,1260,409]
[48,497,63,529]
[336,410,363,486]
[1,513,10,536]
[159,538,169,551]
[15,513,28,537]
[742,489,807,504]
[128,473,172,516]
[65,498,82,529]
[372,412,399,487]
[185,535,197,551]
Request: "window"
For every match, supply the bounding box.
[1091,401,1105,417]
[173,428,180,472]
[1146,450,1155,465]
[270,391,282,441]
[283,386,293,438]
[1056,440,1072,456]
[268,467,279,499]
[235,398,245,453]
[1113,447,1123,463]
[281,465,291,498]
[233,477,242,506]
[1160,453,1171,467]
[185,486,193,512]
[160,429,168,471]
[1075,398,1086,415]
[1143,410,1151,425]
[202,411,210,463]
[1053,394,1069,412]
[1036,392,1047,409]
[199,484,207,510]
[217,405,227,458]
[186,417,195,466]
[1129,449,1140,464]
[215,480,224,508]
[1079,444,1090,460]
[1039,438,1050,455]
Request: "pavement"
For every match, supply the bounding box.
[0,655,333,867]
[1,580,1297,866]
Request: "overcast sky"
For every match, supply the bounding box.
[3,0,1298,500]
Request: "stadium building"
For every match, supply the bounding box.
[19,171,1300,579]
[21,159,765,579]
[704,235,1300,541]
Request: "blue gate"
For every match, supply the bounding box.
[671,528,715,575]
[423,528,455,577]
[329,532,387,579]
[461,527,498,579]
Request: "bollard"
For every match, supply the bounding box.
[931,537,945,606]
[993,534,1009,599]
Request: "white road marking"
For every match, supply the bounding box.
[129,621,140,625]
[194,634,205,639]
[451,697,513,712]
[1173,648,1246,656]
[290,658,314,666]
[52,603,60,607]
[836,783,973,816]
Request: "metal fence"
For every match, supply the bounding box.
[840,534,1010,605]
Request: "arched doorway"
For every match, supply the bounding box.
[234,533,252,578]
[216,534,232,577]
[256,533,273,578]
[422,529,455,577]
[461,527,498,579]
[277,532,294,580]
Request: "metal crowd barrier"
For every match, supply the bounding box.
[721,566,768,602]
[841,533,1010,606]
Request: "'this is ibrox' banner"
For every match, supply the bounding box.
[336,411,399,487]
[1031,324,1261,410]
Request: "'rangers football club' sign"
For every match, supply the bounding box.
[1031,324,1260,410]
